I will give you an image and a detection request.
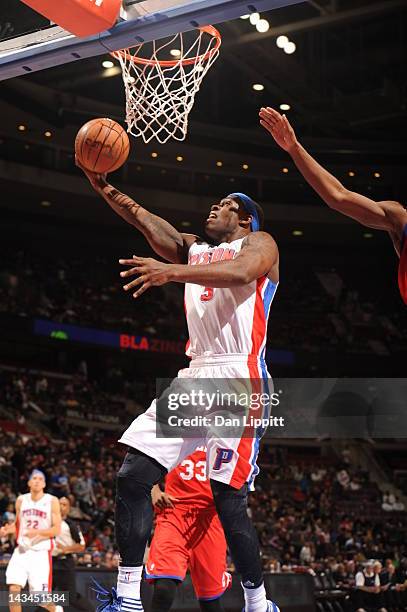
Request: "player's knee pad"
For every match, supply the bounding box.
[210,480,249,530]
[152,578,178,612]
[116,450,167,564]
[210,479,262,587]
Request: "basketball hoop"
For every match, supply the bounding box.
[111,26,221,144]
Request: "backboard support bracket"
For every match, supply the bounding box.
[0,0,303,81]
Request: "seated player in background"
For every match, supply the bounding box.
[0,470,61,612]
[259,106,407,305]
[146,448,231,612]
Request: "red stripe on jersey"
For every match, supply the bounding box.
[48,550,53,591]
[398,233,407,305]
[229,361,261,489]
[250,276,267,357]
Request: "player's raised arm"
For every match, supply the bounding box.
[119,231,279,298]
[259,106,398,231]
[76,158,197,264]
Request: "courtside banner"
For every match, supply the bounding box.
[155,377,407,439]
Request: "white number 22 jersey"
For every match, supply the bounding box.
[17,493,54,551]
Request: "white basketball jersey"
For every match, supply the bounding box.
[185,238,278,359]
[18,493,54,551]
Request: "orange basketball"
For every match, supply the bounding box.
[75,118,130,174]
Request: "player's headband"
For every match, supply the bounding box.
[228,192,260,232]
[29,469,46,481]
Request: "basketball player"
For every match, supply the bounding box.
[0,469,61,612]
[78,158,280,612]
[147,448,231,612]
[259,106,407,305]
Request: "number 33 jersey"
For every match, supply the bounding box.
[185,238,278,360]
[164,448,213,509]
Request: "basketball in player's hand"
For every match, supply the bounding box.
[75,118,130,174]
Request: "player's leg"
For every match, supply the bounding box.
[189,508,231,610]
[209,481,266,607]
[28,550,55,612]
[6,548,28,612]
[146,507,190,612]
[114,448,167,606]
[150,579,179,612]
[199,599,224,612]
[207,431,276,612]
[205,362,278,612]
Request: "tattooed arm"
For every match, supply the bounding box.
[77,159,197,264]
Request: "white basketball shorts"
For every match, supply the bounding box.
[119,354,273,489]
[6,547,53,592]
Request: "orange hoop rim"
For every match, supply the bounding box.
[111,25,221,67]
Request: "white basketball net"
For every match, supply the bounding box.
[113,27,221,144]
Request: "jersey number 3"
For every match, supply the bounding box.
[200,287,214,302]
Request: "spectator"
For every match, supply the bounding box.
[353,561,386,612]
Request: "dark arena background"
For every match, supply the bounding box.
[0,1,407,611]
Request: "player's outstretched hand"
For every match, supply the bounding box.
[259,107,298,152]
[152,487,178,509]
[120,255,173,298]
[75,155,107,191]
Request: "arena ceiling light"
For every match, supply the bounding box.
[374,172,381,178]
[348,171,355,177]
[44,130,52,138]
[176,155,183,162]
[170,49,181,57]
[256,19,270,33]
[284,41,296,54]
[276,35,289,49]
[280,103,290,111]
[18,124,27,131]
[249,12,260,25]
[151,152,158,158]
[282,167,289,173]
[240,14,250,19]
[216,161,223,167]
[292,230,303,236]
[252,83,264,91]
[242,163,249,170]
[102,59,114,68]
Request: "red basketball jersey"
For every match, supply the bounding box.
[399,225,407,305]
[165,448,214,509]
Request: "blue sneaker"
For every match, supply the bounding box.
[243,600,281,612]
[92,580,123,612]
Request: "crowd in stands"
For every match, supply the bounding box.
[1,424,406,610]
[1,247,407,364]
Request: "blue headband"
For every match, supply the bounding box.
[29,469,46,481]
[228,192,260,232]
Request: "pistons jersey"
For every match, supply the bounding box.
[165,449,213,510]
[17,493,54,551]
[185,238,278,359]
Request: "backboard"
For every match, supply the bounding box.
[0,0,303,81]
